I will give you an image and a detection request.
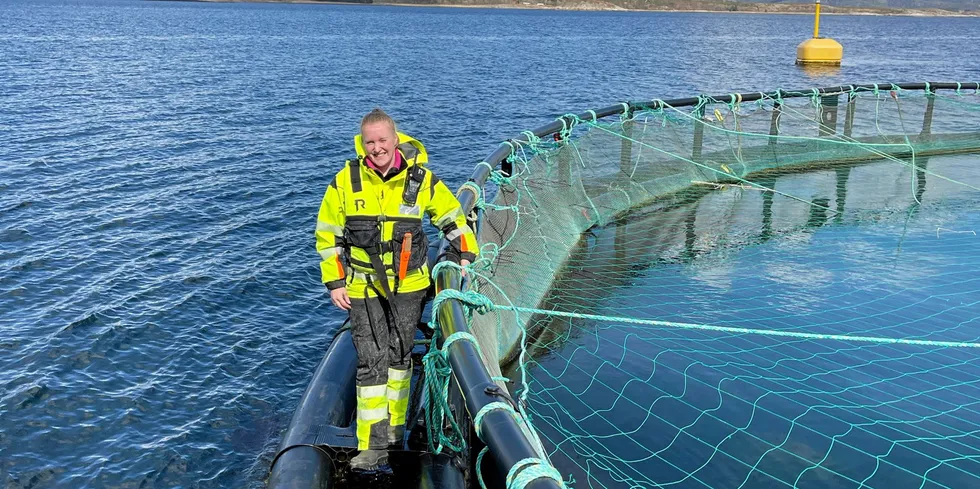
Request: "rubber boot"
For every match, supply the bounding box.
[350,449,389,472]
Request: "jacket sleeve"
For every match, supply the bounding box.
[316,175,348,289]
[426,172,478,265]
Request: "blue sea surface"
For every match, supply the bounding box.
[1,0,979,487]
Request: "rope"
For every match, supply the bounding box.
[507,458,567,489]
[421,284,495,454]
[420,329,467,455]
[474,401,518,438]
[494,305,980,349]
[458,180,483,204]
[474,402,569,489]
[889,88,921,204]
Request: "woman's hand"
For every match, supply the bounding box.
[330,287,351,311]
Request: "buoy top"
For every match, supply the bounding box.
[813,0,823,38]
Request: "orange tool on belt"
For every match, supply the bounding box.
[398,233,413,281]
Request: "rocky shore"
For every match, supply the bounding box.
[187,0,980,16]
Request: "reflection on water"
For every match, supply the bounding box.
[545,153,971,317]
[797,63,842,80]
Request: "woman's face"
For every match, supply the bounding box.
[361,121,398,170]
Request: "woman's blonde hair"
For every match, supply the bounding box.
[361,108,397,132]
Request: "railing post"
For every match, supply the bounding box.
[620,118,634,175]
[843,92,856,139]
[819,94,840,137]
[768,100,782,146]
[920,91,936,138]
[557,140,571,186]
[692,105,705,162]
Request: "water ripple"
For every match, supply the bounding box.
[2,0,978,487]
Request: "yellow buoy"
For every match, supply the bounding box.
[796,0,843,66]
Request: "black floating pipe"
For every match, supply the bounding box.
[433,269,560,489]
[268,329,359,489]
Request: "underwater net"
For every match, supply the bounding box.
[432,83,980,489]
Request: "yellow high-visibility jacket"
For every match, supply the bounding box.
[316,133,478,299]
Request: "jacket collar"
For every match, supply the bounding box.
[366,150,408,182]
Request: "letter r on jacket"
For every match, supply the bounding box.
[355,199,366,212]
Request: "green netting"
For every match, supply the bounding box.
[433,85,980,489]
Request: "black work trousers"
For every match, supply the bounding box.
[349,289,425,450]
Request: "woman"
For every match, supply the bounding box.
[314,108,477,471]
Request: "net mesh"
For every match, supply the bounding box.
[445,85,980,489]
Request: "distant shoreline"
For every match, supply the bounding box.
[178,0,980,17]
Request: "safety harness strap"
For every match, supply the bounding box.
[365,250,394,298]
[348,157,363,193]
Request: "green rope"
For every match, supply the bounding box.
[426,281,567,488]
[421,285,494,455]
[494,305,980,349]
[618,102,630,123]
[507,458,567,489]
[889,89,921,204]
[473,402,569,489]
[474,401,518,438]
[556,115,573,142]
[421,328,467,455]
[443,331,481,354]
[693,95,708,118]
[488,169,514,187]
[810,87,821,108]
[476,447,492,489]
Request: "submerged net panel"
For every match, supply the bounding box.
[459,86,980,488]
